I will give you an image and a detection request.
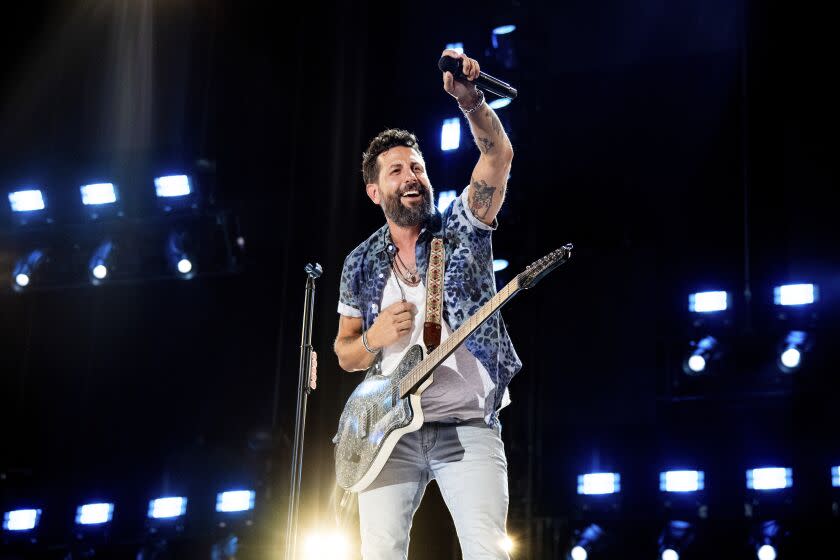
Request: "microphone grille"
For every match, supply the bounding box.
[438,56,462,75]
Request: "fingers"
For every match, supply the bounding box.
[443,71,454,92]
[440,49,479,81]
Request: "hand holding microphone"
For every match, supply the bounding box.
[439,50,518,100]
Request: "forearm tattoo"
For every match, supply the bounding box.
[490,110,503,136]
[469,177,497,219]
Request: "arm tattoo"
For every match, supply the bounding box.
[490,112,503,136]
[477,136,495,154]
[469,177,497,219]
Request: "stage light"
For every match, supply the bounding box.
[492,24,516,38]
[569,523,604,560]
[211,534,239,559]
[774,283,817,306]
[493,259,509,272]
[577,472,620,495]
[658,520,694,560]
[154,175,192,198]
[570,546,588,560]
[437,189,457,213]
[683,336,717,375]
[303,529,351,560]
[12,249,46,292]
[148,497,187,519]
[80,183,117,206]
[3,509,41,531]
[441,118,460,151]
[490,24,517,71]
[832,466,840,487]
[8,189,45,212]
[166,231,196,279]
[489,98,512,110]
[216,490,255,513]
[445,42,464,54]
[747,468,792,491]
[757,544,777,560]
[499,534,515,554]
[752,520,784,560]
[76,503,114,525]
[777,330,809,373]
[688,291,728,313]
[88,240,114,285]
[660,470,705,493]
[661,549,679,560]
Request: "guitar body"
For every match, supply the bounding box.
[334,344,432,492]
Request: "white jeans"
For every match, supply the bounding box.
[358,420,509,560]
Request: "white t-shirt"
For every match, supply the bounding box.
[378,272,504,422]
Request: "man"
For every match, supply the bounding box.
[333,49,521,559]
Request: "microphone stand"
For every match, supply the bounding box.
[284,262,322,560]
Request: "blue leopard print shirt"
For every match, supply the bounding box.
[337,186,522,426]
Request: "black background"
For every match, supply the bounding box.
[1,1,837,558]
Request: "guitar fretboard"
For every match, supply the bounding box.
[398,276,521,398]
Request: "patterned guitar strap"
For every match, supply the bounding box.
[423,237,444,353]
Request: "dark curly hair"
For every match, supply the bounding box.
[361,129,424,185]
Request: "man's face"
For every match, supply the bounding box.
[367,146,434,227]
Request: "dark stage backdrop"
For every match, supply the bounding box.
[0,1,837,558]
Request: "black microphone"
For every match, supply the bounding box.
[438,55,517,99]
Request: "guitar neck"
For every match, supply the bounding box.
[398,276,521,398]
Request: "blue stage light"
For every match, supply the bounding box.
[488,98,512,110]
[80,183,117,206]
[216,490,255,513]
[76,503,114,525]
[774,283,817,306]
[832,466,840,487]
[683,336,717,375]
[660,470,705,492]
[577,472,620,495]
[570,546,588,560]
[658,520,694,560]
[167,231,195,279]
[148,497,187,519]
[8,189,45,212]
[492,24,516,36]
[441,118,460,151]
[493,259,509,272]
[661,549,679,560]
[3,509,41,531]
[688,291,727,313]
[437,189,457,213]
[154,175,192,198]
[569,523,604,560]
[777,330,809,373]
[12,249,46,291]
[88,240,114,285]
[747,468,792,490]
[757,544,777,560]
[445,42,464,54]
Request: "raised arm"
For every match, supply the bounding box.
[441,49,514,226]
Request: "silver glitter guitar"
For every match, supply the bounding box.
[334,244,573,492]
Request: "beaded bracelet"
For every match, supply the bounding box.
[459,89,485,115]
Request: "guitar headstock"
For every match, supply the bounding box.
[517,243,573,289]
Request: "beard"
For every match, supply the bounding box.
[380,183,434,227]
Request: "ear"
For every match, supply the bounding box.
[366,183,381,205]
